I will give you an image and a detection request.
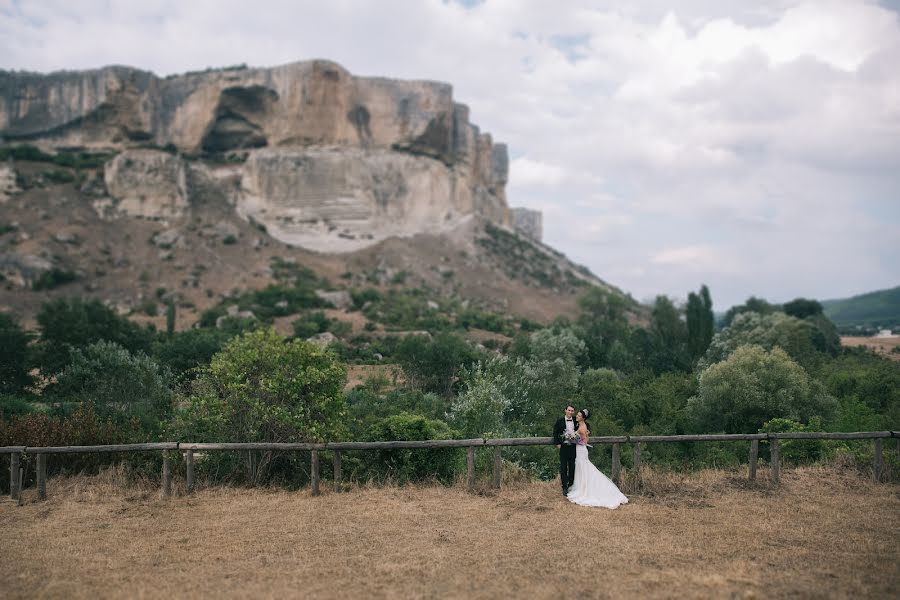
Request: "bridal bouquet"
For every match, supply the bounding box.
[562,431,579,445]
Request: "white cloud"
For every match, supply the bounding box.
[1,0,899,308]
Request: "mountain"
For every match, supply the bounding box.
[0,60,634,329]
[822,286,900,331]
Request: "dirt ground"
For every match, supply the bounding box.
[1,465,897,599]
[841,336,900,361]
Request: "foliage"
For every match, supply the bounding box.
[686,285,714,362]
[450,355,538,437]
[0,313,34,394]
[578,368,638,430]
[31,268,78,290]
[0,144,112,169]
[721,296,779,328]
[760,417,827,463]
[346,388,446,433]
[688,346,836,434]
[699,311,831,372]
[646,295,691,373]
[395,333,480,396]
[360,413,462,483]
[362,288,453,331]
[576,287,631,369]
[783,298,824,319]
[51,341,173,431]
[0,395,36,418]
[33,297,155,376]
[817,348,899,428]
[169,329,346,482]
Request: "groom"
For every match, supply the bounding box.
[553,404,577,496]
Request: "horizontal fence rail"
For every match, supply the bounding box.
[3,431,897,503]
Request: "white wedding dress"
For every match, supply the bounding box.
[567,444,629,509]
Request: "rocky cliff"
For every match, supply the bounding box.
[1,61,530,250]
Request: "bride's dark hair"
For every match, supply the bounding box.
[578,409,591,436]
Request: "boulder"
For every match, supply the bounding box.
[104,150,189,220]
[315,290,352,310]
[306,331,338,347]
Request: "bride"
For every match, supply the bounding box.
[566,409,629,509]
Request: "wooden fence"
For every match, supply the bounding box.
[2,431,897,502]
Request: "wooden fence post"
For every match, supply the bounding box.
[311,450,320,496]
[466,447,475,490]
[162,452,172,498]
[333,450,342,493]
[611,443,621,484]
[492,447,502,489]
[770,436,780,485]
[185,450,195,494]
[633,442,642,488]
[748,439,759,481]
[873,439,882,483]
[10,453,20,500]
[36,454,47,501]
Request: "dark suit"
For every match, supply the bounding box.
[553,416,577,492]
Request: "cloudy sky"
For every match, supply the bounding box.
[2,0,899,309]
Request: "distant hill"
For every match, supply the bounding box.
[822,286,900,331]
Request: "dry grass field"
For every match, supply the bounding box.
[1,465,898,599]
[841,336,900,361]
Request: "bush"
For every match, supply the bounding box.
[687,346,836,434]
[51,341,173,432]
[0,395,36,418]
[395,333,480,396]
[360,413,462,483]
[169,329,347,483]
[0,313,34,394]
[0,402,145,492]
[33,297,155,376]
[152,328,230,381]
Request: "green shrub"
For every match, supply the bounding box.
[169,329,347,483]
[152,328,230,381]
[51,341,173,432]
[33,297,155,376]
[0,395,36,418]
[31,268,78,290]
[360,413,461,483]
[0,313,34,394]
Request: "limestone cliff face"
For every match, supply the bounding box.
[1,60,532,251]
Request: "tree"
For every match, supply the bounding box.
[451,355,538,437]
[52,341,173,431]
[395,333,480,396]
[0,313,34,395]
[151,328,230,381]
[170,329,347,483]
[33,298,154,376]
[576,287,631,368]
[783,298,824,319]
[578,368,638,430]
[699,312,829,372]
[687,345,835,433]
[721,296,778,327]
[165,301,176,335]
[686,285,714,361]
[647,295,690,373]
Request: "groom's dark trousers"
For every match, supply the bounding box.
[559,444,576,491]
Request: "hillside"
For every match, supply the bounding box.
[0,61,638,330]
[822,286,900,331]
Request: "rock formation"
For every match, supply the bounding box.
[511,208,542,242]
[1,60,544,252]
